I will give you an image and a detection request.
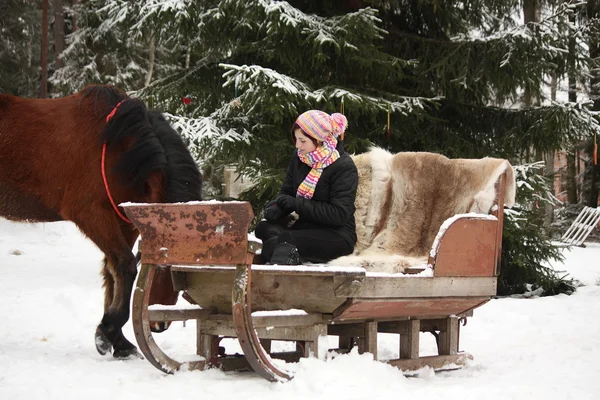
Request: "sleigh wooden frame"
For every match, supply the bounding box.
[122,173,506,382]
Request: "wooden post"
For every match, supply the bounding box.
[400,319,420,359]
[197,320,218,364]
[438,317,459,355]
[357,321,378,359]
[260,339,272,354]
[306,324,328,360]
[338,336,354,351]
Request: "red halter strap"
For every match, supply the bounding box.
[102,100,131,224]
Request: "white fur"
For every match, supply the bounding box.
[363,148,392,246]
[330,148,516,273]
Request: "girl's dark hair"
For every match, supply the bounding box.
[291,123,319,146]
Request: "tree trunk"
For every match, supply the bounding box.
[545,73,558,224]
[53,0,65,69]
[40,0,49,98]
[566,153,577,204]
[585,140,598,206]
[545,151,556,223]
[523,0,541,107]
[28,23,33,68]
[586,1,599,206]
[144,31,156,87]
[589,163,598,207]
[566,11,578,204]
[72,0,79,31]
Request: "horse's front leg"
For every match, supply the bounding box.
[69,206,140,358]
[97,257,139,358]
[95,251,139,358]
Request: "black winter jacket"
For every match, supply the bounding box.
[279,142,358,248]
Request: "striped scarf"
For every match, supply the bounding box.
[296,139,339,199]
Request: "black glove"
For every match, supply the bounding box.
[264,202,284,222]
[276,194,297,213]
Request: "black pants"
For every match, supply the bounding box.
[255,220,354,264]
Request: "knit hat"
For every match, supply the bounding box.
[293,111,348,200]
[295,110,348,143]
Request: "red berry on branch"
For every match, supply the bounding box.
[182,96,192,105]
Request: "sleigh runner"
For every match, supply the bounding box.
[122,153,513,381]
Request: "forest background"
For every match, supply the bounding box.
[1,0,599,295]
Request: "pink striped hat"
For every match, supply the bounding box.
[294,110,348,142]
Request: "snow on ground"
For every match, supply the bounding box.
[0,218,599,399]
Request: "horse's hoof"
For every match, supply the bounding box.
[95,326,112,356]
[150,321,171,333]
[113,347,143,360]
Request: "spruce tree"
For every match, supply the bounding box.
[50,0,169,93]
[0,0,42,96]
[52,0,600,295]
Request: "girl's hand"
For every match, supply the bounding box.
[276,194,297,213]
[264,203,284,222]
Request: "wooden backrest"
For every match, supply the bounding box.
[122,202,255,265]
[429,172,506,277]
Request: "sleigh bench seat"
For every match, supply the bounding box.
[168,263,496,318]
[123,173,508,381]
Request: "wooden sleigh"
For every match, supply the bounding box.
[122,173,506,382]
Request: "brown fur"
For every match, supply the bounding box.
[330,147,516,273]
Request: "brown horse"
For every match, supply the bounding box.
[0,85,202,358]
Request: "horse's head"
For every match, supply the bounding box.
[102,98,202,336]
[148,265,180,333]
[142,112,202,333]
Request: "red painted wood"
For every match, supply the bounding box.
[123,202,254,265]
[334,298,489,321]
[433,219,497,277]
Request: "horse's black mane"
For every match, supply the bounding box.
[147,111,204,203]
[80,85,128,120]
[83,84,202,202]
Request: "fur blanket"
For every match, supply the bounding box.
[329,147,516,273]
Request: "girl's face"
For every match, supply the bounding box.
[294,128,318,154]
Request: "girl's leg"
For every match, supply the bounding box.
[254,220,291,263]
[289,228,353,263]
[254,220,286,241]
